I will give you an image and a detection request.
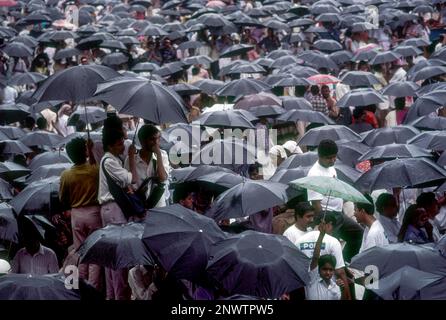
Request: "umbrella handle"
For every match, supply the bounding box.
[83,102,90,141]
[132,121,140,145]
[322,189,332,223]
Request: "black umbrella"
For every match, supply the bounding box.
[355,158,446,192]
[411,66,446,82]
[53,48,82,61]
[32,65,121,103]
[393,45,422,58]
[153,61,185,77]
[94,77,188,124]
[297,50,338,70]
[10,176,60,214]
[101,52,128,66]
[351,48,379,62]
[142,204,227,281]
[410,115,446,131]
[0,140,32,155]
[382,81,419,97]
[168,83,201,96]
[402,38,431,48]
[1,42,33,57]
[340,71,380,87]
[0,177,13,200]
[206,231,310,299]
[249,105,285,118]
[131,62,160,73]
[0,125,25,139]
[67,106,107,126]
[313,39,342,52]
[408,131,446,151]
[0,274,80,300]
[9,72,47,86]
[219,44,254,59]
[336,140,371,166]
[0,161,30,181]
[337,88,385,108]
[25,163,72,183]
[78,222,154,270]
[195,171,244,191]
[361,126,420,147]
[281,96,313,111]
[369,51,401,65]
[226,62,266,75]
[192,79,225,95]
[171,165,235,185]
[270,167,310,183]
[193,110,255,129]
[215,78,270,97]
[29,151,72,171]
[298,125,361,146]
[277,151,318,170]
[99,39,127,51]
[183,55,213,68]
[0,202,18,242]
[0,103,30,125]
[271,75,313,87]
[350,243,446,278]
[206,179,291,221]
[329,50,353,65]
[19,131,63,148]
[277,109,335,124]
[357,144,432,162]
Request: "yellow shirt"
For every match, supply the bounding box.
[59,163,99,208]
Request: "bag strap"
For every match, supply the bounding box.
[101,157,121,189]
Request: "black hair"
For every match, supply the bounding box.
[398,204,426,242]
[66,137,87,165]
[314,212,337,226]
[102,127,125,152]
[103,114,124,131]
[36,117,47,130]
[318,254,336,269]
[416,192,437,208]
[138,124,160,145]
[394,97,406,110]
[318,139,338,158]
[353,107,365,120]
[376,193,396,213]
[23,116,35,129]
[173,184,193,203]
[356,194,375,215]
[294,202,314,219]
[310,85,320,95]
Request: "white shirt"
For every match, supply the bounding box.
[98,152,133,204]
[359,220,389,253]
[389,67,407,83]
[128,265,157,300]
[429,218,442,242]
[295,231,345,269]
[54,114,74,137]
[307,161,344,212]
[283,225,308,244]
[305,267,341,300]
[3,86,18,104]
[378,215,401,244]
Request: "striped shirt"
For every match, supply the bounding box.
[11,245,59,275]
[310,94,329,115]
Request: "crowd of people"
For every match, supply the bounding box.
[0,0,445,301]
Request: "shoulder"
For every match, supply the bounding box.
[41,245,57,256]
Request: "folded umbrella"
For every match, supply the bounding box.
[67,106,107,126]
[277,109,334,124]
[355,158,446,192]
[298,125,362,146]
[337,88,385,108]
[94,77,188,124]
[206,231,310,299]
[340,71,380,87]
[382,81,420,97]
[0,161,30,181]
[29,151,72,171]
[0,202,18,242]
[206,179,292,221]
[78,222,154,270]
[0,140,32,154]
[350,242,446,278]
[361,126,420,147]
[142,204,227,281]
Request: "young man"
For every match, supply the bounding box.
[416,192,442,242]
[307,139,364,262]
[59,137,102,290]
[305,221,344,300]
[295,213,352,300]
[283,202,315,244]
[376,193,401,243]
[353,195,389,253]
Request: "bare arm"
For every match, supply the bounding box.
[335,268,352,300]
[310,223,326,270]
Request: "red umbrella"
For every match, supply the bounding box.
[0,0,17,6]
[307,74,340,85]
[206,0,226,7]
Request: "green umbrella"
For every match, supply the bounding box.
[289,176,371,204]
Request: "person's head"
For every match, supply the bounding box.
[36,117,47,130]
[313,212,337,234]
[80,56,88,65]
[416,192,439,219]
[317,139,338,168]
[310,85,320,96]
[269,145,287,167]
[138,124,160,152]
[398,204,429,242]
[353,107,366,122]
[102,126,125,155]
[318,254,336,281]
[248,162,261,180]
[267,28,274,37]
[353,194,375,225]
[321,85,330,99]
[191,66,200,76]
[375,193,398,218]
[294,202,315,230]
[66,137,87,165]
[104,115,126,138]
[358,61,369,71]
[23,115,35,130]
[179,192,194,210]
[20,220,42,256]
[394,97,406,110]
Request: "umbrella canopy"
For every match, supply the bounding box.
[168,83,201,96]
[234,92,281,110]
[371,266,443,300]
[307,74,340,85]
[192,79,225,95]
[277,109,334,124]
[298,125,361,146]
[357,144,432,162]
[25,163,72,183]
[355,158,446,192]
[206,231,311,299]
[32,65,121,103]
[361,126,420,147]
[249,105,285,118]
[297,50,338,70]
[410,115,446,131]
[340,71,380,87]
[195,171,244,191]
[0,161,30,181]
[270,167,310,184]
[78,222,154,270]
[0,103,30,125]
[53,48,82,61]
[142,204,227,281]
[206,179,291,221]
[29,151,72,171]
[336,140,371,167]
[281,97,313,111]
[9,72,47,86]
[411,66,446,82]
[337,88,385,108]
[193,110,255,129]
[171,165,235,185]
[19,131,63,148]
[350,242,446,278]
[0,125,25,139]
[10,176,60,214]
[290,176,371,204]
[1,42,33,57]
[131,62,160,73]
[0,274,80,300]
[369,51,401,65]
[277,151,319,170]
[0,202,18,242]
[408,131,446,151]
[382,81,420,97]
[101,52,128,66]
[0,140,32,155]
[219,44,254,58]
[393,45,422,58]
[215,78,270,97]
[67,106,107,126]
[313,39,342,52]
[94,77,188,124]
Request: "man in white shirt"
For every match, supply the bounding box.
[283,202,314,243]
[376,193,401,243]
[353,195,389,253]
[417,192,443,242]
[307,139,363,262]
[296,213,352,299]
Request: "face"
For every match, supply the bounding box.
[297,211,315,229]
[353,205,366,224]
[319,262,335,281]
[416,210,429,227]
[425,202,439,219]
[383,198,399,218]
[180,193,194,210]
[111,137,125,155]
[321,87,330,98]
[143,132,161,151]
[319,154,337,168]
